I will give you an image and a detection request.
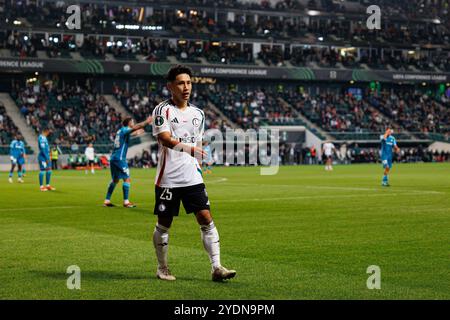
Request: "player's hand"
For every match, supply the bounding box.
[192,146,207,159]
[133,129,145,136]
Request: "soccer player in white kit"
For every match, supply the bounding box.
[84,143,96,174]
[152,65,236,282]
[322,141,336,171]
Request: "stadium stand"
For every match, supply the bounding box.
[0,103,31,154]
[11,81,125,154]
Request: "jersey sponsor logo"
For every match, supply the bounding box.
[171,117,179,124]
[155,116,165,126]
[178,136,196,143]
[192,118,200,127]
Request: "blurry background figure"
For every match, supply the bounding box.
[85,143,96,174]
[50,145,60,170]
[322,141,336,171]
[202,141,214,174]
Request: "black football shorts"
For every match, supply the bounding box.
[154,183,210,216]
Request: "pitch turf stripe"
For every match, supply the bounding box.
[212,193,445,203]
[225,183,445,195]
[0,206,84,212]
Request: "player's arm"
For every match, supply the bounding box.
[197,140,203,169]
[157,131,206,159]
[129,116,153,133]
[394,141,400,153]
[383,128,391,140]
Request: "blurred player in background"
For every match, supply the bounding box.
[103,116,152,208]
[38,129,55,191]
[8,135,25,183]
[202,140,213,174]
[151,65,236,282]
[381,128,400,187]
[322,141,336,171]
[50,145,60,170]
[85,143,96,174]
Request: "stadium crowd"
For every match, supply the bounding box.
[2,1,448,44]
[2,29,448,73]
[0,104,24,154]
[368,90,450,134]
[205,85,297,128]
[12,81,123,153]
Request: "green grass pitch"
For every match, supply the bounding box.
[0,163,449,299]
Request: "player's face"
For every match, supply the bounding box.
[168,74,192,103]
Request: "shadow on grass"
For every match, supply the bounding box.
[29,270,237,285]
[30,270,149,280]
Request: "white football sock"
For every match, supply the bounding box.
[153,223,169,269]
[200,221,221,270]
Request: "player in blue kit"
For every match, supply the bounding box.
[8,135,25,183]
[202,141,213,174]
[38,129,55,191]
[381,128,400,187]
[103,116,152,208]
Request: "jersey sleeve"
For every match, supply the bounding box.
[152,104,170,136]
[122,127,132,136]
[392,137,397,146]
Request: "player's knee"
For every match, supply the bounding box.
[196,210,212,225]
[158,216,173,229]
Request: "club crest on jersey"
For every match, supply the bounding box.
[192,118,200,127]
[155,116,164,126]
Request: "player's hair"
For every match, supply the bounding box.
[166,65,193,82]
[122,117,133,127]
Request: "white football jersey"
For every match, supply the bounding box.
[152,100,205,188]
[323,142,335,156]
[85,147,95,161]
